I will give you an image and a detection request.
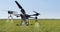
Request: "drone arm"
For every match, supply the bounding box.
[28,13,40,16]
[13,14,20,17]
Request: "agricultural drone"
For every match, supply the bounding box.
[8,1,40,26]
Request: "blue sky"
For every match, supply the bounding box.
[0,0,60,19]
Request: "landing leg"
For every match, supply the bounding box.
[35,16,38,22]
[7,14,13,23]
[21,19,29,26]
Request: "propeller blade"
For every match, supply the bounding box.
[33,11,38,13]
[33,11,40,14]
[33,11,40,16]
[15,1,22,9]
[15,1,26,14]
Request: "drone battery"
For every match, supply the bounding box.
[8,11,13,14]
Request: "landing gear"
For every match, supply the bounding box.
[7,14,13,23]
[20,19,29,26]
[35,16,38,22]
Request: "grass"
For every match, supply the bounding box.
[0,19,60,32]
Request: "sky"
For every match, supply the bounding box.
[0,0,60,19]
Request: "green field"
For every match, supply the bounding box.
[0,19,60,32]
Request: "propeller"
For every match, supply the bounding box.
[15,1,26,14]
[33,11,40,16]
[8,10,18,14]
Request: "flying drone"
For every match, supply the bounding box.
[8,1,40,26]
